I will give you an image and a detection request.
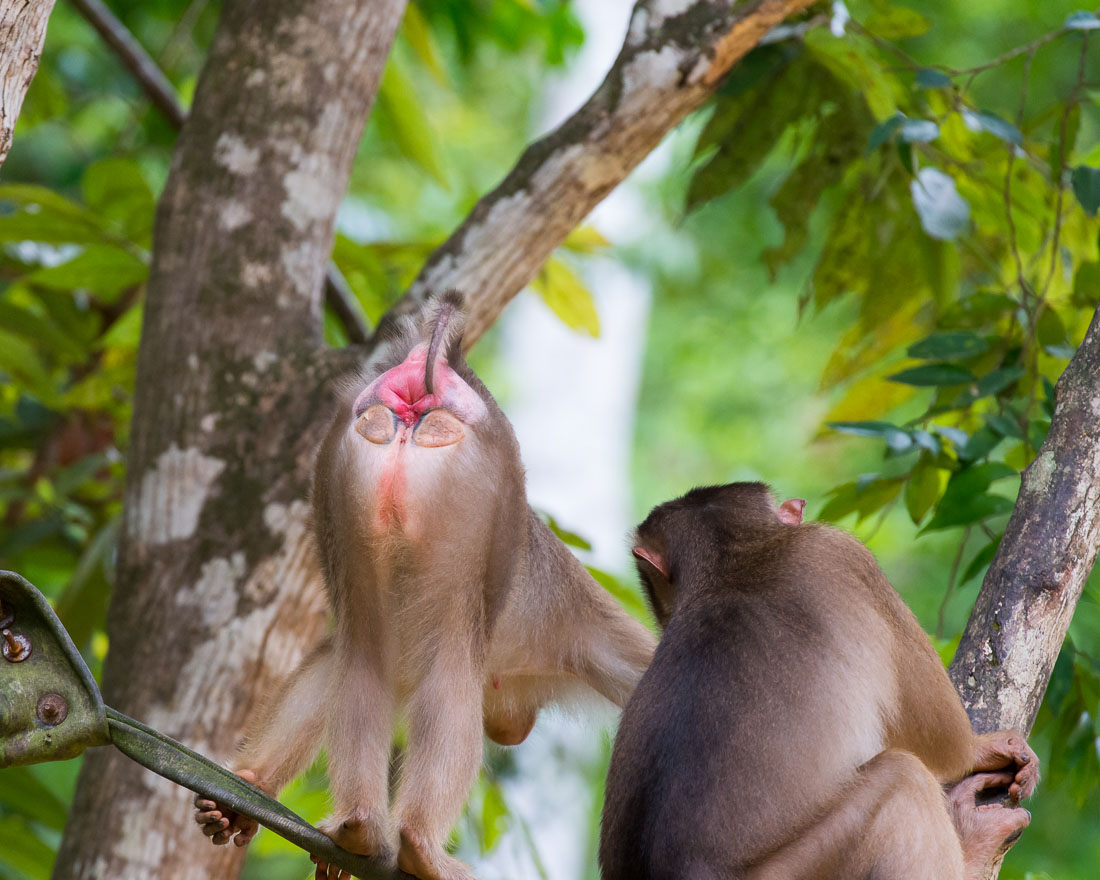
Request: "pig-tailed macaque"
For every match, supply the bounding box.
[194,292,656,880]
[600,482,1038,880]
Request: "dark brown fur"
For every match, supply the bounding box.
[600,482,1036,880]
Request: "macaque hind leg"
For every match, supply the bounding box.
[746,750,965,880]
[320,647,396,864]
[395,648,483,880]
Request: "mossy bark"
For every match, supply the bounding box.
[0,0,56,169]
[52,0,405,877]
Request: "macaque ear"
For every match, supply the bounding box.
[632,545,668,579]
[777,498,806,526]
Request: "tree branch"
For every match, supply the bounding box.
[67,0,372,344]
[950,302,1100,735]
[0,0,57,171]
[377,0,818,347]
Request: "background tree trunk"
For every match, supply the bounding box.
[52,0,406,876]
[950,302,1100,732]
[0,0,56,171]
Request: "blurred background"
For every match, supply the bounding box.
[1,0,1099,878]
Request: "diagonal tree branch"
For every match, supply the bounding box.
[67,0,372,344]
[377,0,819,348]
[950,302,1100,736]
[0,0,57,171]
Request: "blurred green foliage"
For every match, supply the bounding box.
[0,0,1098,878]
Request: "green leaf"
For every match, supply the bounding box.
[907,332,990,360]
[804,30,897,120]
[81,158,155,243]
[961,109,1023,145]
[865,6,931,39]
[543,514,592,551]
[910,168,970,241]
[960,426,1003,461]
[828,420,913,454]
[376,59,449,188]
[97,303,144,350]
[961,535,1001,585]
[1065,10,1100,29]
[0,766,68,829]
[905,454,945,524]
[480,783,510,854]
[915,68,952,88]
[26,244,148,302]
[867,114,904,152]
[818,477,904,523]
[1071,166,1100,216]
[976,366,1025,397]
[0,816,54,879]
[531,258,599,336]
[1072,261,1100,307]
[889,363,975,386]
[923,492,1015,531]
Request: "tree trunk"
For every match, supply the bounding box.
[950,304,1100,877]
[951,302,1100,732]
[52,0,406,876]
[0,0,56,171]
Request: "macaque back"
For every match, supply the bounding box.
[600,482,1036,880]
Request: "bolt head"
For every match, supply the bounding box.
[36,693,68,726]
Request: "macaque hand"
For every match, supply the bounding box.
[192,769,263,848]
[972,730,1040,801]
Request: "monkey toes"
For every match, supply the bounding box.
[398,826,477,880]
[949,771,1032,880]
[192,769,263,847]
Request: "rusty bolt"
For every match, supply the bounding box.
[0,599,12,630]
[1,629,30,662]
[36,693,68,726]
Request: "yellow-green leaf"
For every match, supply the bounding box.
[531,258,600,336]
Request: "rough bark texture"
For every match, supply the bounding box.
[950,304,1100,735]
[0,0,56,171]
[52,0,405,877]
[380,0,818,348]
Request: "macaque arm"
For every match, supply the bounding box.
[194,638,335,847]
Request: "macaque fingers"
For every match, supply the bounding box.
[971,730,1040,798]
[191,769,263,848]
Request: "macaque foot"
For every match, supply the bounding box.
[972,730,1040,800]
[398,826,477,880]
[319,809,396,862]
[193,768,265,847]
[949,771,1032,880]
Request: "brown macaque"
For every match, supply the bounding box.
[193,292,656,880]
[600,482,1038,880]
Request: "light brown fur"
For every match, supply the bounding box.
[194,294,656,880]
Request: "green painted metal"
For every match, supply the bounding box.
[0,571,402,880]
[0,570,110,766]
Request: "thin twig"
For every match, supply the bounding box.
[937,526,971,640]
[65,0,372,346]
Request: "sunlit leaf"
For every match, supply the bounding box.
[531,258,599,336]
[376,59,449,188]
[0,816,53,879]
[1065,10,1100,29]
[905,453,947,524]
[865,6,931,38]
[899,118,939,143]
[26,244,148,302]
[81,158,155,243]
[543,514,592,551]
[804,30,896,120]
[910,168,970,241]
[961,109,1023,145]
[481,783,510,853]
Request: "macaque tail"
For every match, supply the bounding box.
[424,290,465,394]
